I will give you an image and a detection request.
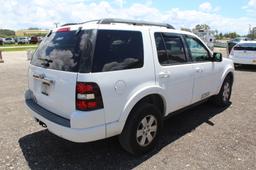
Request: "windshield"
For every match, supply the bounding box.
[31,29,95,72]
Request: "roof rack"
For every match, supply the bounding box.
[97,18,175,29]
[61,20,99,27]
[62,18,175,29]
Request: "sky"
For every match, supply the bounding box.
[0,0,255,35]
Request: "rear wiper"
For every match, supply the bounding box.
[38,57,53,63]
[38,57,53,67]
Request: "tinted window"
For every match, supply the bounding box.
[234,43,256,51]
[92,30,144,72]
[31,30,93,72]
[163,35,187,64]
[155,33,187,65]
[185,36,210,62]
[154,33,169,65]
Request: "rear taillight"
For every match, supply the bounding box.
[76,82,104,111]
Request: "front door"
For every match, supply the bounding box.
[184,35,219,103]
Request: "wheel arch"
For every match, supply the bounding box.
[119,86,167,133]
[218,67,234,93]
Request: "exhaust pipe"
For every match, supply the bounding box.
[39,121,47,128]
[35,118,47,128]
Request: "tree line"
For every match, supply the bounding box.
[181,24,255,40]
[0,29,15,38]
[0,28,46,38]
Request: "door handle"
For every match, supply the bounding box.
[159,71,170,78]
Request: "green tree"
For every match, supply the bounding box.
[0,29,15,37]
[248,27,256,39]
[180,27,192,32]
[195,24,210,30]
[28,27,40,30]
[223,32,240,39]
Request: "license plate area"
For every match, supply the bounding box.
[41,82,50,96]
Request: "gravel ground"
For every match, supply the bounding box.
[0,52,256,170]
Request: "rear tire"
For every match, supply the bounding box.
[119,103,163,155]
[213,75,232,107]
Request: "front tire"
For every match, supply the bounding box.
[213,75,232,107]
[119,103,163,155]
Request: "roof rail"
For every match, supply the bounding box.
[62,20,100,27]
[97,18,175,29]
[61,23,79,26]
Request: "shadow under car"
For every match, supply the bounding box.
[19,102,230,170]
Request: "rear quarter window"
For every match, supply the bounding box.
[92,30,144,72]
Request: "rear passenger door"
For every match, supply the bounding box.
[184,35,220,103]
[153,32,194,113]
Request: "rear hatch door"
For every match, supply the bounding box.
[233,43,256,59]
[28,28,88,119]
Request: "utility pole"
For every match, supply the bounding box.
[54,22,59,28]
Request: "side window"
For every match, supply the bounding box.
[154,33,187,65]
[185,36,211,62]
[154,33,169,65]
[92,30,144,72]
[162,35,187,64]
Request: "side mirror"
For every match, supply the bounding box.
[212,52,222,62]
[27,49,35,61]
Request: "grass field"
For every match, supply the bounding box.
[0,44,37,52]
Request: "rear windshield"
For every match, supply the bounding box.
[31,29,143,73]
[234,43,256,51]
[31,30,94,72]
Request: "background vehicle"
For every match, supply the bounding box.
[37,36,44,43]
[3,38,15,44]
[229,41,256,66]
[0,38,3,45]
[227,37,252,54]
[193,28,215,50]
[25,18,234,155]
[29,36,38,44]
[17,37,29,44]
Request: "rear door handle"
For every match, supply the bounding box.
[159,71,170,78]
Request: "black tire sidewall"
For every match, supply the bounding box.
[219,76,232,105]
[121,103,162,155]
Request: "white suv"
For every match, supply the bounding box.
[25,19,234,154]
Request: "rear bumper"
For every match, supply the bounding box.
[229,55,256,65]
[25,91,106,143]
